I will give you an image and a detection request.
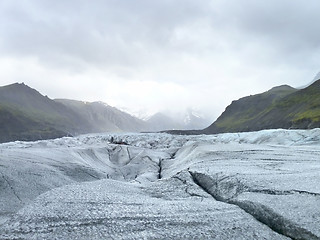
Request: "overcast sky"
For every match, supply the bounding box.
[1,0,320,120]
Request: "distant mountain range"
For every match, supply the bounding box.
[120,107,211,131]
[0,83,210,143]
[144,110,210,132]
[2,76,319,143]
[202,78,320,134]
[55,99,146,133]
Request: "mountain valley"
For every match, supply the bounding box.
[0,83,210,143]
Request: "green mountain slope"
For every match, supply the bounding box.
[0,83,96,142]
[0,104,67,142]
[0,83,93,135]
[204,80,320,134]
[0,83,150,143]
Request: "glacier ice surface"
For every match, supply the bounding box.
[1,129,320,239]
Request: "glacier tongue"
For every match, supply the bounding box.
[1,129,320,239]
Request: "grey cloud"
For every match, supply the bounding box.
[0,0,207,71]
[1,0,320,118]
[2,0,319,75]
[208,1,320,66]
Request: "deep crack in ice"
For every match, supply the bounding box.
[189,171,319,240]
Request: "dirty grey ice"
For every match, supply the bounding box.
[1,129,320,239]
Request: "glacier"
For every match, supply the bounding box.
[0,129,320,239]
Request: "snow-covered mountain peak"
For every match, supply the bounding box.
[94,101,111,107]
[118,107,156,121]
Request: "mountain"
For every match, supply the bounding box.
[0,104,67,143]
[0,83,148,143]
[203,80,320,134]
[298,71,320,89]
[313,71,320,82]
[0,83,212,143]
[146,112,182,131]
[146,110,211,131]
[55,99,146,132]
[182,108,212,130]
[0,83,93,142]
[138,108,212,132]
[118,107,156,121]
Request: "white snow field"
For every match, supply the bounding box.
[0,129,320,239]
